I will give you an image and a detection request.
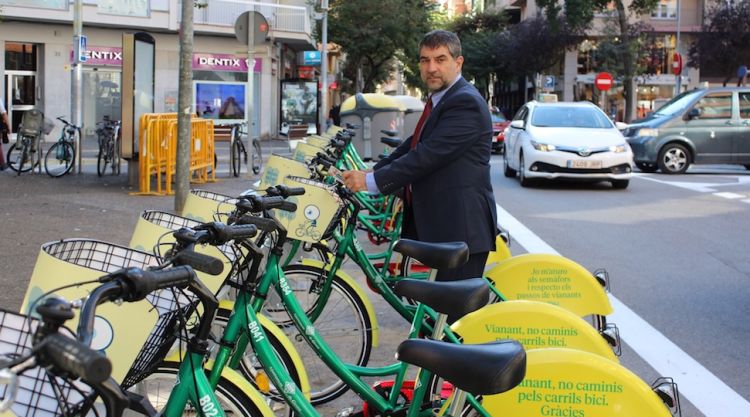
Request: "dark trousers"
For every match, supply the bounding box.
[435,251,488,282]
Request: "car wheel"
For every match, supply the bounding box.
[611,179,629,189]
[503,150,516,178]
[635,162,658,173]
[658,143,690,174]
[519,153,533,187]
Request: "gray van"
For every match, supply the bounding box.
[625,87,750,174]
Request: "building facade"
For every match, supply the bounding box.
[0,0,319,140]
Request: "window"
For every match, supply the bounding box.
[651,0,677,19]
[694,93,732,120]
[739,93,750,120]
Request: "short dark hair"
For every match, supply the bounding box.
[419,30,462,59]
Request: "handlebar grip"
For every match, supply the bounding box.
[236,215,278,233]
[173,251,225,276]
[131,266,196,300]
[221,224,258,241]
[277,201,297,213]
[41,333,112,384]
[259,195,286,210]
[276,185,306,197]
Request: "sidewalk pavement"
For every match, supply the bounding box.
[0,137,409,415]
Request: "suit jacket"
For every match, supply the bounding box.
[373,77,497,254]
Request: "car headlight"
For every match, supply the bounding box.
[637,128,659,137]
[531,140,556,152]
[609,144,628,153]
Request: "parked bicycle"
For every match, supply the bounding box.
[6,108,46,175]
[229,122,262,177]
[44,116,81,178]
[96,115,121,176]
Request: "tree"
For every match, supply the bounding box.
[445,10,509,98]
[537,0,659,121]
[327,0,438,93]
[688,0,750,86]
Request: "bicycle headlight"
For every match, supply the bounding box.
[531,140,556,152]
[637,128,659,137]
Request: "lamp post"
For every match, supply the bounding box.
[319,0,329,132]
[675,0,682,95]
[72,0,83,173]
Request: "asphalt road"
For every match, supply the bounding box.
[490,156,750,417]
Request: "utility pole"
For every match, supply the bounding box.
[175,0,194,213]
[319,0,329,132]
[72,0,83,174]
[675,0,682,95]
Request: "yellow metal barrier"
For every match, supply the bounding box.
[133,113,216,195]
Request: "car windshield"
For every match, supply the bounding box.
[530,106,613,128]
[653,89,704,116]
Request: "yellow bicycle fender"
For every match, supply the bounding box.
[158,360,276,417]
[485,234,512,267]
[451,301,618,362]
[485,253,613,317]
[129,217,232,295]
[299,258,380,347]
[483,348,672,417]
[216,300,312,400]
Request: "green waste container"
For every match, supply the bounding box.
[340,93,405,161]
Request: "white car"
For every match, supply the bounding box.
[503,101,634,189]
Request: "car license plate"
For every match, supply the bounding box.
[567,160,602,169]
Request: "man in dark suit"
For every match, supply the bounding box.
[343,30,497,281]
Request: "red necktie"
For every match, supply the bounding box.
[410,97,433,149]
[406,98,433,204]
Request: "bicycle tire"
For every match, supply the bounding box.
[112,137,121,175]
[45,141,75,177]
[7,143,27,173]
[213,309,302,417]
[130,362,268,417]
[96,143,108,177]
[231,139,243,177]
[251,139,262,175]
[268,264,373,405]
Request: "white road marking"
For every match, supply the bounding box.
[743,199,750,204]
[496,203,750,417]
[713,192,745,199]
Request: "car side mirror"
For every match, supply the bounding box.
[615,122,629,131]
[510,120,525,130]
[685,108,701,120]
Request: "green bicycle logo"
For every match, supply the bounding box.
[294,204,321,241]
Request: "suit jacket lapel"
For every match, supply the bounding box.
[420,77,467,142]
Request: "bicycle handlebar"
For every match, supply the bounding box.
[172,250,225,276]
[265,184,305,198]
[39,332,112,384]
[77,266,196,345]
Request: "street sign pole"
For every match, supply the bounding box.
[675,0,682,96]
[72,0,83,174]
[319,0,329,132]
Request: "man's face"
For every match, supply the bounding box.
[419,45,463,93]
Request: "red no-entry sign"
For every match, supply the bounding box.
[672,52,683,76]
[595,72,614,91]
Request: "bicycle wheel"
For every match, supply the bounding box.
[96,141,109,177]
[213,309,302,417]
[45,141,75,177]
[7,142,33,174]
[231,139,243,177]
[268,264,373,405]
[130,362,267,417]
[251,139,262,175]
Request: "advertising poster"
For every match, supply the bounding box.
[194,82,246,121]
[280,79,318,126]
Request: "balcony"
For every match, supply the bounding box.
[188,0,316,51]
